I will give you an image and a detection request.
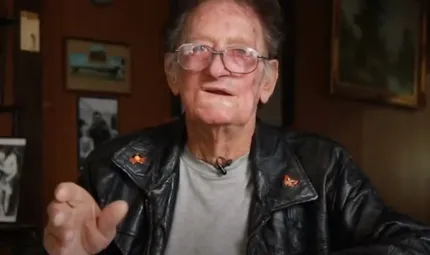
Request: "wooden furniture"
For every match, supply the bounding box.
[0,0,44,254]
[0,224,41,255]
[0,1,19,135]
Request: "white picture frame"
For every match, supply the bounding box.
[0,137,26,222]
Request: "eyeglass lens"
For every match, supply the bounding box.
[177,45,258,73]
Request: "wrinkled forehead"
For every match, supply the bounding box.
[182,0,266,51]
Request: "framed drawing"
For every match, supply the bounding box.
[65,37,131,94]
[77,96,118,171]
[330,0,427,108]
[0,137,26,222]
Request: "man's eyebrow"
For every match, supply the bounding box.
[185,34,256,47]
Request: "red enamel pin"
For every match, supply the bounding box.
[129,153,145,164]
[283,175,299,188]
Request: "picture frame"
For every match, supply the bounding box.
[91,0,113,5]
[77,96,118,171]
[65,37,131,94]
[330,0,427,109]
[0,137,26,223]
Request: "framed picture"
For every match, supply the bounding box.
[65,38,131,94]
[77,96,118,171]
[0,137,26,222]
[330,0,427,108]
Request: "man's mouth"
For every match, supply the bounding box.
[204,88,232,96]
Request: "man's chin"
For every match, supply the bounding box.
[194,111,235,126]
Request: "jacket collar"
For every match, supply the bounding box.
[111,117,186,196]
[249,120,318,211]
[112,116,318,210]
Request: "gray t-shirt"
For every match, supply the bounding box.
[164,147,253,255]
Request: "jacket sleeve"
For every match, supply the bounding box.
[329,149,430,255]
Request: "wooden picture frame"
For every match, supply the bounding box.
[65,37,131,94]
[330,0,427,109]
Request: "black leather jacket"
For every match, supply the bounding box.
[78,118,430,255]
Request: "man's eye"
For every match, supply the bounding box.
[230,48,253,58]
[191,45,208,54]
[234,49,248,55]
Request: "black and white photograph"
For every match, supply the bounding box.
[77,97,118,171]
[0,138,26,223]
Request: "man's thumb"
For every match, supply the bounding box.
[97,201,128,240]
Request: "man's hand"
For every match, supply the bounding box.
[44,182,128,255]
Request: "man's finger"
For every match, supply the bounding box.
[97,201,128,240]
[45,220,75,247]
[82,216,111,254]
[47,201,73,227]
[54,182,94,206]
[43,226,69,255]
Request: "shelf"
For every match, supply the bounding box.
[0,105,20,136]
[0,223,40,253]
[0,105,19,113]
[0,17,17,26]
[0,223,36,232]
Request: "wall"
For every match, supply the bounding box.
[294,0,364,163]
[294,0,430,223]
[41,0,172,223]
[362,78,430,221]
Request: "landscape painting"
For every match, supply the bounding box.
[330,0,427,108]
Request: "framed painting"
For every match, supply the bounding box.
[65,37,131,94]
[330,0,427,109]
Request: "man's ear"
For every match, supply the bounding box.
[259,59,279,104]
[164,53,179,96]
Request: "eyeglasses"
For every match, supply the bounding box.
[174,43,270,74]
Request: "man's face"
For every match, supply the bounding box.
[166,0,278,126]
[93,112,102,123]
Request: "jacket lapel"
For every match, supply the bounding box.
[111,118,186,195]
[247,121,318,244]
[111,118,186,255]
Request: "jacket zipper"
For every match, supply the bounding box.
[246,195,318,254]
[145,199,153,255]
[246,216,270,255]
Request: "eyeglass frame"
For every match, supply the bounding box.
[172,43,273,74]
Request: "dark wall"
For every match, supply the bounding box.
[293,0,430,223]
[41,0,172,224]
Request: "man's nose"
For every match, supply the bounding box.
[206,53,230,77]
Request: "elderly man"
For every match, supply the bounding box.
[44,0,430,254]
